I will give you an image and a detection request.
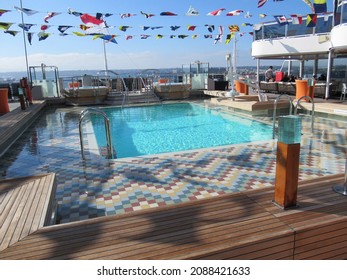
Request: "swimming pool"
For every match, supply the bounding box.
[91,103,273,158]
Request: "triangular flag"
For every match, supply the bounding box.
[226,10,243,16]
[274,15,288,25]
[4,30,19,36]
[68,8,83,17]
[225,33,235,44]
[119,26,131,32]
[207,8,225,16]
[44,12,61,23]
[58,25,73,34]
[14,6,38,16]
[258,0,268,8]
[205,24,215,33]
[186,6,199,16]
[27,32,33,45]
[291,14,303,24]
[120,13,136,19]
[38,32,50,41]
[187,25,197,31]
[140,11,155,18]
[228,25,240,32]
[160,12,177,16]
[0,22,12,30]
[0,9,10,16]
[18,23,35,31]
[170,26,180,31]
[306,13,318,27]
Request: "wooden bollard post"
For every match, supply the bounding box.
[274,116,302,208]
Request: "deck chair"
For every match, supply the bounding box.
[340,83,346,101]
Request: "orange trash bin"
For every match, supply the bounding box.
[295,80,308,100]
[235,80,242,93]
[0,88,10,114]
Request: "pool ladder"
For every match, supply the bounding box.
[272,94,315,139]
[79,108,115,160]
[272,94,293,139]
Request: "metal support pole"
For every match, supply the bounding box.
[325,48,333,100]
[20,0,30,79]
[333,157,347,196]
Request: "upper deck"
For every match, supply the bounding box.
[252,0,347,59]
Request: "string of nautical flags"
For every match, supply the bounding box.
[0,2,330,44]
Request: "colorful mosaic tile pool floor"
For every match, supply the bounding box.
[0,105,346,224]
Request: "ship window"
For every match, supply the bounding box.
[263,24,286,39]
[315,16,333,33]
[342,2,347,23]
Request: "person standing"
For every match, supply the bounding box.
[265,66,274,82]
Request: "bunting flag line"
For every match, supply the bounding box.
[258,0,268,8]
[306,13,318,27]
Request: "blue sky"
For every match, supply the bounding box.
[0,0,333,72]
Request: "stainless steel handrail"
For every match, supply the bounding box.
[79,108,115,160]
[294,95,315,133]
[272,93,293,139]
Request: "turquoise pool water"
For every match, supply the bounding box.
[91,103,273,158]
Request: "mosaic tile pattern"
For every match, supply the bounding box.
[0,106,346,224]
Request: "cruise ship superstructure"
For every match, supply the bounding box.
[252,0,347,99]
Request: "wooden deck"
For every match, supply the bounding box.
[0,174,345,260]
[0,101,46,157]
[0,174,57,252]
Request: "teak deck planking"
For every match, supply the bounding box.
[0,174,346,260]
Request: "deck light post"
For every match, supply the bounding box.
[273,115,302,208]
